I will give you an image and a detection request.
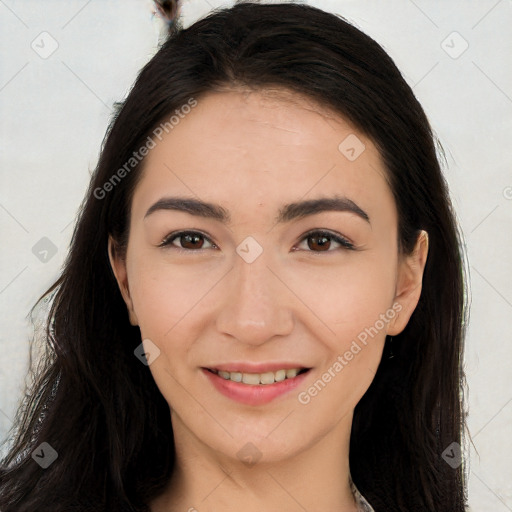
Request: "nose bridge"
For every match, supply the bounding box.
[215,247,293,344]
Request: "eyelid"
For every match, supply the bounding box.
[295,229,356,251]
[158,230,217,250]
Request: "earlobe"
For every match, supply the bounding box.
[387,230,429,336]
[108,236,139,326]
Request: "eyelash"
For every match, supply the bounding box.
[158,229,355,253]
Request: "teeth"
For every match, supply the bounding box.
[260,372,275,385]
[242,373,260,385]
[231,372,242,383]
[214,368,304,385]
[275,369,286,382]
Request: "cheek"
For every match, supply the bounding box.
[286,253,397,349]
[127,249,222,340]
[126,255,211,405]
[129,248,397,358]
[292,262,397,413]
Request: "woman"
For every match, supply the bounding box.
[0,2,468,511]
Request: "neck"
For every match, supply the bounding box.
[150,412,359,512]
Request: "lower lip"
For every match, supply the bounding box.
[202,368,310,406]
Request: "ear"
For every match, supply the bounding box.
[387,230,429,336]
[108,235,139,326]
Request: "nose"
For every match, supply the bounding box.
[215,250,294,346]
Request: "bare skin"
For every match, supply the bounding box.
[109,87,428,512]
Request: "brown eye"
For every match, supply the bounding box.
[159,231,216,251]
[180,233,205,249]
[307,233,332,251]
[296,230,355,252]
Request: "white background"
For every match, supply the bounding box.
[1,1,511,510]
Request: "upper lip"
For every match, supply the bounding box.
[205,362,311,373]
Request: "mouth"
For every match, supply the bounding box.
[204,367,310,385]
[202,365,311,405]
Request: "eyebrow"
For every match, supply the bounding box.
[144,195,370,224]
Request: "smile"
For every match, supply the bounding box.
[207,367,308,385]
[202,367,311,405]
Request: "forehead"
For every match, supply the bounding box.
[131,87,395,226]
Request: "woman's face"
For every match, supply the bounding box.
[110,88,426,465]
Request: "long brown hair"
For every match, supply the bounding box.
[0,2,468,510]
